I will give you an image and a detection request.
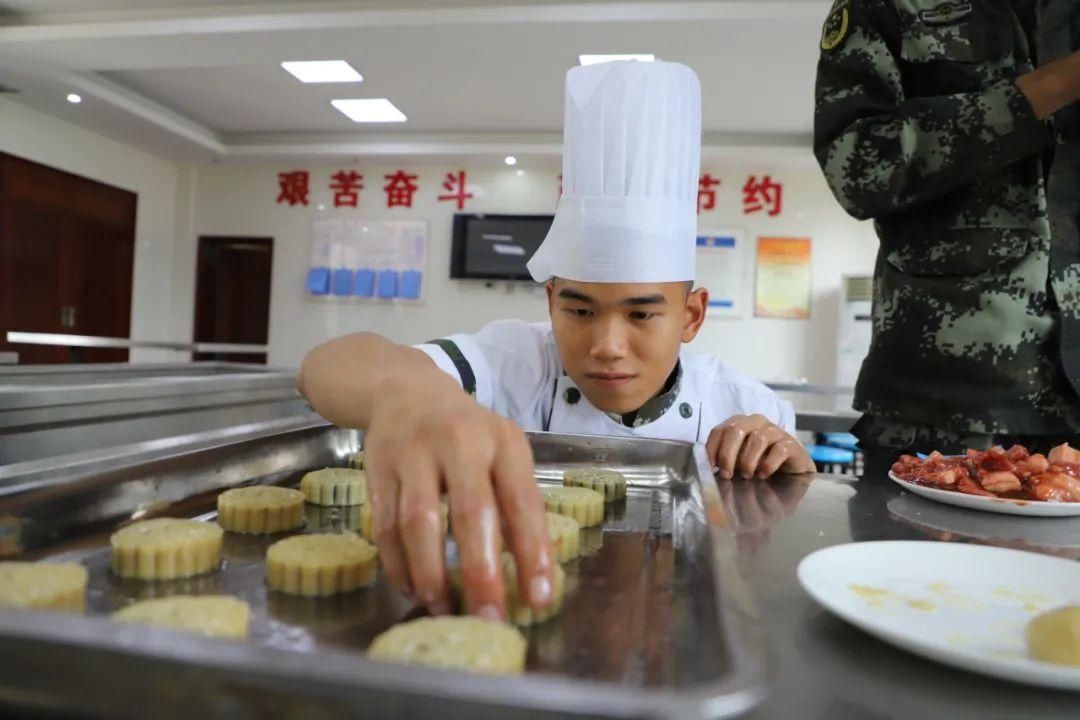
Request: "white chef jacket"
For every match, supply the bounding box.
[415,320,795,443]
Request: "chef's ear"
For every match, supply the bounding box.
[545,278,557,311]
[681,287,708,342]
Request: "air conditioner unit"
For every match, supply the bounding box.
[836,275,872,388]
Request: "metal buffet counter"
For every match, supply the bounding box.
[0,362,313,465]
[0,368,1076,719]
[1,417,1077,719]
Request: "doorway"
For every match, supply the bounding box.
[193,236,273,364]
[0,152,137,364]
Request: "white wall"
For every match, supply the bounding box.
[0,95,878,382]
[191,160,879,383]
[0,97,188,362]
[690,162,880,384]
[190,163,557,369]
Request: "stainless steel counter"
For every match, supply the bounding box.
[0,362,310,465]
[0,361,276,386]
[732,474,1080,719]
[2,399,1079,717]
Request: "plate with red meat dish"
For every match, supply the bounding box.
[889,444,1080,517]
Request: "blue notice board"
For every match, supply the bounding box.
[307,218,428,303]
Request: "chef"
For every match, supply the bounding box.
[298,60,814,622]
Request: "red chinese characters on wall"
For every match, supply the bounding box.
[383,170,420,209]
[437,170,473,211]
[697,173,721,214]
[276,170,310,207]
[742,174,783,217]
[274,168,788,219]
[329,170,364,208]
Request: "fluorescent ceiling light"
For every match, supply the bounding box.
[579,54,655,66]
[282,60,363,83]
[504,156,517,166]
[331,98,407,123]
[66,93,82,104]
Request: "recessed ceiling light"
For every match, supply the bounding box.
[504,156,517,166]
[516,169,525,177]
[579,54,656,66]
[282,60,363,84]
[331,98,407,123]
[66,93,82,104]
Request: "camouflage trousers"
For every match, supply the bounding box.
[852,415,1080,481]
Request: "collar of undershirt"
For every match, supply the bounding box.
[603,360,683,428]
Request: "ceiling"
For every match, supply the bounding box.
[0,1,831,164]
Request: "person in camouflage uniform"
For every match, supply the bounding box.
[814,0,1080,464]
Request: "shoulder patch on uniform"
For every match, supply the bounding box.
[821,0,851,53]
[917,1,973,26]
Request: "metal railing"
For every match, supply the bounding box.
[6,332,268,356]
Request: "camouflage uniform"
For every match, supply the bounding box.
[814,0,1080,454]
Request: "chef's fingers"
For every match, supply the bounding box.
[712,415,771,479]
[713,424,748,480]
[439,422,506,621]
[397,448,451,615]
[367,453,412,600]
[753,433,803,480]
[736,424,784,479]
[705,425,725,474]
[491,418,554,609]
[779,442,818,475]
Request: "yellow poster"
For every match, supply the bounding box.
[754,237,811,319]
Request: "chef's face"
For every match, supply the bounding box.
[547,278,708,414]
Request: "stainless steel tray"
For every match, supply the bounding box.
[0,419,766,720]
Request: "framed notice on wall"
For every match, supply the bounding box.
[305,217,428,303]
[696,229,748,319]
[754,237,811,319]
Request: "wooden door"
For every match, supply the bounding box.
[0,152,136,363]
[193,236,273,364]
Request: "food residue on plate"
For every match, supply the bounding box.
[849,584,889,607]
[848,584,935,611]
[991,587,1051,613]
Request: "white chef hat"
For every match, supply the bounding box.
[527,60,702,283]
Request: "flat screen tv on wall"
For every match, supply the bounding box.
[449,213,554,281]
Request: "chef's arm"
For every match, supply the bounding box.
[297,332,455,430]
[813,0,1064,221]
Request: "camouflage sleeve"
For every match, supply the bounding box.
[813,0,1055,221]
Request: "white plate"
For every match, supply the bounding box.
[888,471,1080,517]
[798,541,1080,691]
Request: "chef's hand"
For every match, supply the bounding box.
[363,372,554,621]
[706,414,815,480]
